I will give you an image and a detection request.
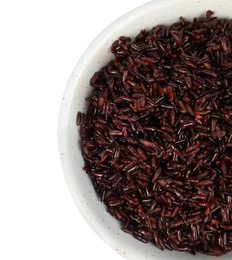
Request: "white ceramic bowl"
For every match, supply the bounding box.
[58,0,232,259]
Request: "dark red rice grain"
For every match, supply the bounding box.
[77,11,232,256]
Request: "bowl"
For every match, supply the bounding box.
[58,0,232,259]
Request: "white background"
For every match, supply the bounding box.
[0,0,149,259]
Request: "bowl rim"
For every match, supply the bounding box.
[58,0,166,247]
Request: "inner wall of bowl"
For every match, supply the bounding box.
[61,0,232,259]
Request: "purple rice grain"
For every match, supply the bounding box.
[77,11,232,256]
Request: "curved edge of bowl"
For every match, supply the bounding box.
[57,1,169,259]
